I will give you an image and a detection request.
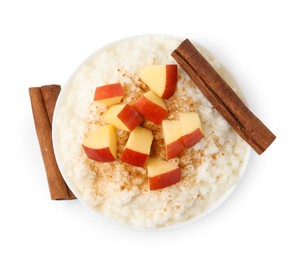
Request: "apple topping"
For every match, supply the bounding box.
[94,83,124,106]
[102,104,143,132]
[80,63,205,191]
[162,120,184,159]
[147,158,181,190]
[133,91,168,125]
[139,64,177,99]
[121,126,153,167]
[179,112,204,148]
[82,125,117,162]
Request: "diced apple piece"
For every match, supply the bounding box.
[139,64,177,99]
[94,83,124,106]
[120,126,153,167]
[179,112,204,148]
[102,104,143,132]
[147,158,181,190]
[82,125,117,162]
[133,91,168,125]
[162,120,184,159]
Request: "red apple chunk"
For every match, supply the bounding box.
[147,158,181,190]
[133,91,168,125]
[179,112,204,148]
[121,126,153,167]
[102,104,143,132]
[82,125,117,162]
[139,64,177,99]
[162,120,184,159]
[94,83,124,106]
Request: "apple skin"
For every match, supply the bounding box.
[82,145,115,162]
[82,125,116,162]
[120,126,153,167]
[149,168,181,191]
[139,64,177,99]
[162,64,178,99]
[117,104,143,131]
[133,95,167,125]
[182,128,204,148]
[120,148,149,167]
[94,83,124,106]
[166,137,184,159]
[94,83,123,99]
[162,120,184,159]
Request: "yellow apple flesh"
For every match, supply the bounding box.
[147,158,181,190]
[121,126,153,167]
[162,120,184,159]
[94,83,124,106]
[102,104,143,131]
[179,112,204,148]
[139,64,177,99]
[82,125,117,162]
[133,91,168,125]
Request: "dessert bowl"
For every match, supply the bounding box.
[53,35,250,231]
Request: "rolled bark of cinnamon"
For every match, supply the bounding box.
[41,85,61,125]
[172,39,276,154]
[29,85,76,200]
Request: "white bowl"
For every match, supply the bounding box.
[53,35,251,231]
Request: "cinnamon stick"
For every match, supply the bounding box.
[172,39,276,154]
[29,86,76,200]
[41,85,61,125]
[41,85,75,199]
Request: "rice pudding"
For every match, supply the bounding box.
[53,35,249,230]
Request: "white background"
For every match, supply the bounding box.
[0,0,303,259]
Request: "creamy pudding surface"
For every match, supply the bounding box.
[53,35,249,230]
